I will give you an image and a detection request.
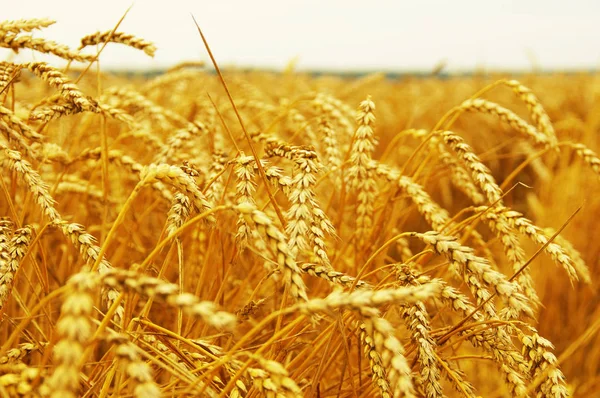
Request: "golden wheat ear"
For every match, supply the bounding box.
[80,31,156,57]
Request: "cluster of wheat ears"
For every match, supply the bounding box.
[1,17,599,398]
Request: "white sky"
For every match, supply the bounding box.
[2,0,599,71]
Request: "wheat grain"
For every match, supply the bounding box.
[72,147,173,202]
[0,363,43,396]
[1,146,61,221]
[436,141,486,205]
[107,334,161,398]
[521,331,569,397]
[318,117,342,170]
[349,96,378,245]
[25,62,96,110]
[237,203,308,302]
[0,342,43,365]
[0,219,12,286]
[415,231,533,320]
[504,80,557,146]
[438,281,529,396]
[103,86,190,127]
[543,227,591,284]
[140,163,213,220]
[80,31,156,57]
[0,32,93,62]
[54,221,123,322]
[44,273,95,398]
[234,154,258,248]
[359,322,393,398]
[300,262,369,289]
[439,358,477,397]
[314,92,355,138]
[0,18,55,33]
[0,226,32,311]
[298,282,439,315]
[0,105,44,142]
[481,205,583,283]
[0,62,21,91]
[101,269,237,329]
[364,317,415,398]
[479,207,540,305]
[29,100,80,122]
[397,267,443,398]
[458,98,549,146]
[376,164,450,230]
[166,192,192,237]
[441,130,502,203]
[569,142,600,176]
[205,149,229,205]
[155,121,207,163]
[245,356,303,397]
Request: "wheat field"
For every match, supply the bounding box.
[1,18,600,398]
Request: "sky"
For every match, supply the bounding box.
[2,0,599,72]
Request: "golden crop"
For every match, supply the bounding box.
[0,18,599,398]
